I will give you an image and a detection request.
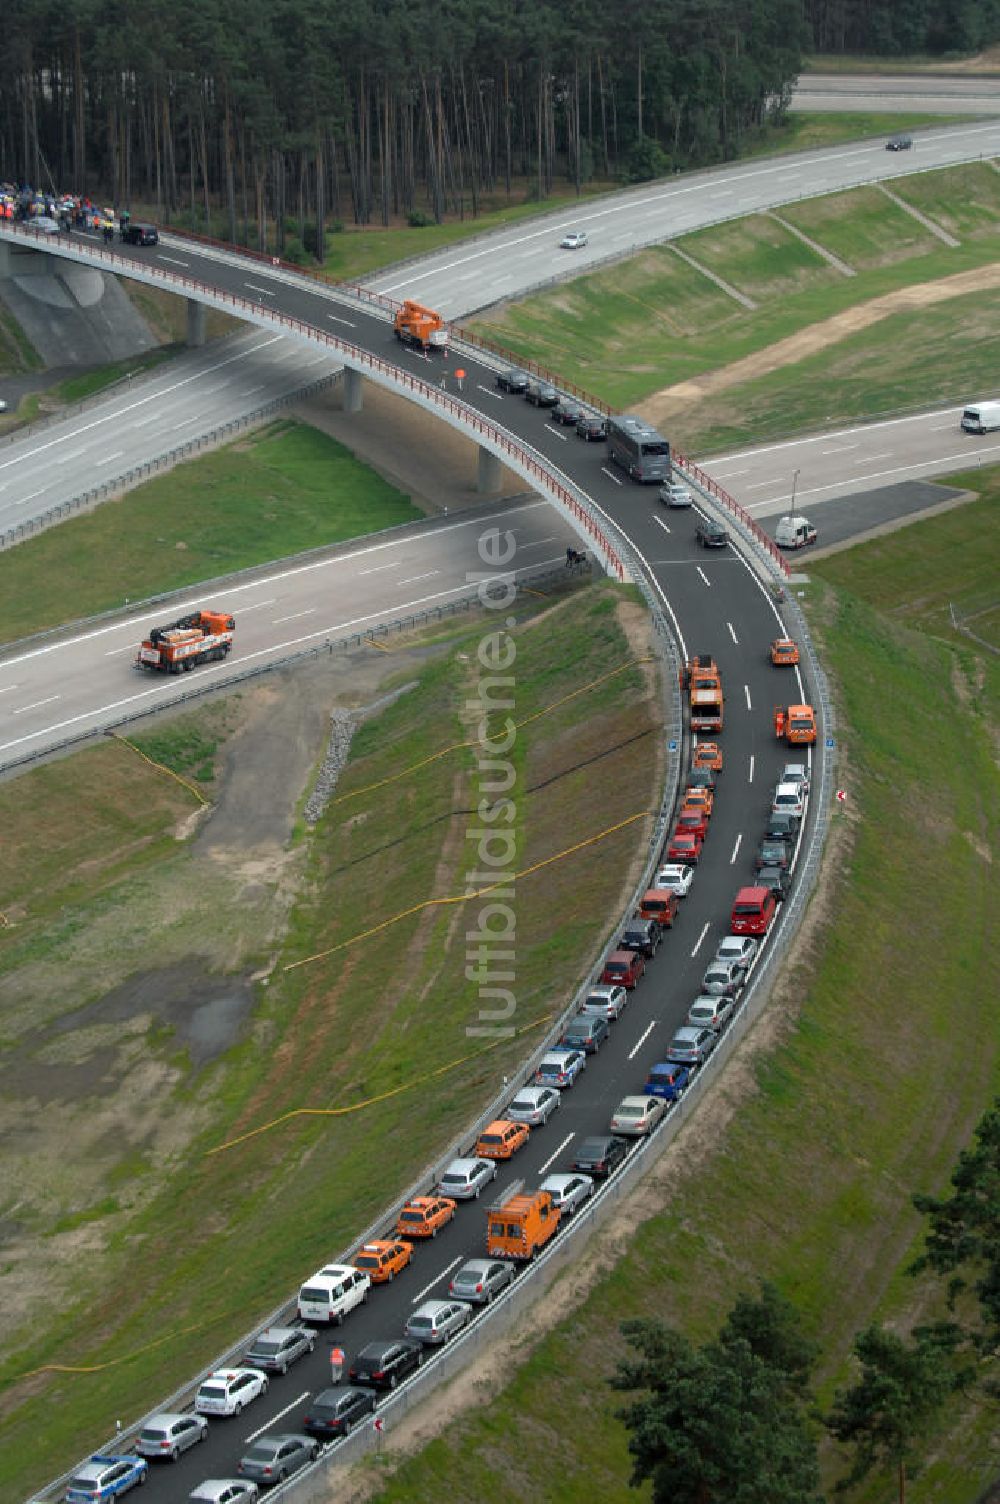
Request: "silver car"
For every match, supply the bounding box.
[701,959,745,997]
[437,1156,497,1200]
[506,1086,561,1126]
[448,1258,516,1305]
[658,480,693,508]
[404,1299,472,1345]
[610,1094,668,1136]
[665,1026,717,1066]
[579,985,628,1020]
[781,762,810,794]
[713,935,758,970]
[136,1413,209,1460]
[687,995,735,1032]
[244,1325,316,1374]
[540,1172,594,1215]
[189,1484,259,1504]
[236,1435,318,1488]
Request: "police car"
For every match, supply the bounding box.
[65,1455,148,1503]
[194,1367,269,1417]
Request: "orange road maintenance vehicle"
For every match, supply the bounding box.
[770,637,800,667]
[136,609,235,673]
[683,655,723,733]
[486,1181,560,1261]
[393,299,449,352]
[692,741,723,773]
[774,703,817,745]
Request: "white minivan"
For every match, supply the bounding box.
[961,401,1000,433]
[297,1262,370,1324]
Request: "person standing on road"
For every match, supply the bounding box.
[330,1343,346,1383]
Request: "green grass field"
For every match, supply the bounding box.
[0,419,422,645]
[0,584,662,1502]
[469,162,1000,419]
[363,491,1000,1504]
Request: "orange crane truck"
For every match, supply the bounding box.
[136,609,235,674]
[393,300,449,353]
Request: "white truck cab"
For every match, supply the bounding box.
[961,402,1000,434]
[775,515,817,549]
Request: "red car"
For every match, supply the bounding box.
[667,829,704,864]
[675,804,709,841]
[600,949,646,990]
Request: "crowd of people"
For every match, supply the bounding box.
[0,181,124,240]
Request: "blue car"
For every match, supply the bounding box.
[643,1061,691,1101]
[66,1455,148,1503]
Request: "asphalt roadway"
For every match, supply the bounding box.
[792,71,1000,113]
[1,116,999,539]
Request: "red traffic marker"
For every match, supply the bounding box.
[836,789,847,803]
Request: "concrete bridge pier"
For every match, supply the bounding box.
[342,368,364,412]
[477,445,502,495]
[186,298,207,347]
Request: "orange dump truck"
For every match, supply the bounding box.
[774,703,816,745]
[393,299,449,352]
[684,654,723,733]
[136,609,235,673]
[486,1181,560,1261]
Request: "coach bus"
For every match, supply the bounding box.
[607,415,671,483]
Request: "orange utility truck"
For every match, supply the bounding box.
[393,300,449,352]
[684,655,723,733]
[136,609,235,673]
[486,1182,560,1261]
[774,703,817,745]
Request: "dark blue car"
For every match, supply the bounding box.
[643,1061,691,1101]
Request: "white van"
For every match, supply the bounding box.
[960,402,1000,433]
[775,515,817,549]
[297,1262,370,1324]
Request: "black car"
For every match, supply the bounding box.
[755,837,792,872]
[764,811,800,844]
[695,520,729,548]
[560,1013,610,1055]
[572,1134,628,1179]
[886,134,913,151]
[687,765,717,792]
[302,1386,375,1439]
[349,1339,422,1391]
[576,415,608,441]
[496,366,529,394]
[525,379,558,407]
[757,864,791,901]
[620,919,661,959]
[122,222,158,246]
[551,401,583,426]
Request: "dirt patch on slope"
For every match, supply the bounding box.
[641,262,1000,426]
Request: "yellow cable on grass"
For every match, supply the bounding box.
[15,1317,218,1380]
[284,810,648,974]
[206,1009,553,1158]
[110,732,210,807]
[332,656,653,807]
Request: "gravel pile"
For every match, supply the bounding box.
[303,709,355,825]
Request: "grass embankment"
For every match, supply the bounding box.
[364,498,999,1503]
[0,418,421,645]
[0,584,662,1502]
[468,162,1000,443]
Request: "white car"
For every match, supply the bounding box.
[781,762,810,794]
[0,399,8,413]
[654,863,694,897]
[190,1483,260,1504]
[772,781,806,817]
[297,1262,370,1324]
[540,1172,594,1215]
[714,935,758,970]
[610,1094,668,1136]
[506,1085,561,1126]
[195,1368,269,1417]
[438,1156,498,1199]
[580,984,628,1020]
[560,230,588,249]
